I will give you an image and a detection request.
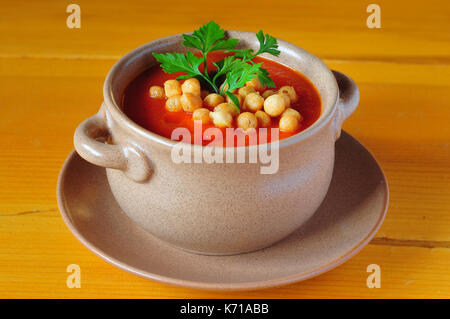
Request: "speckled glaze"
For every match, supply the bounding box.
[73,31,360,255]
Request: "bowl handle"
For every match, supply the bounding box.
[331,70,360,140]
[73,103,151,182]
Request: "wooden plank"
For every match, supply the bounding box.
[345,82,450,243]
[2,57,450,87]
[0,209,448,298]
[1,58,449,243]
[1,0,450,295]
[1,0,449,62]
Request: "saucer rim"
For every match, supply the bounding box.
[57,132,389,291]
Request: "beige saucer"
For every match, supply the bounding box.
[57,131,388,290]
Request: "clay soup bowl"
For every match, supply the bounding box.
[74,31,359,255]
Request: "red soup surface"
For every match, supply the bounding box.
[122,51,321,146]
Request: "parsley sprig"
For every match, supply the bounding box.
[153,21,280,112]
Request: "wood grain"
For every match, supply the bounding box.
[1,0,449,62]
[0,0,449,298]
[1,209,449,298]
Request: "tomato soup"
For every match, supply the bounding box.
[122,51,321,146]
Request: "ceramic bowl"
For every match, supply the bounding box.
[74,31,359,255]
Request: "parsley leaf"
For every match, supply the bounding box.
[182,21,237,54]
[223,62,261,93]
[230,48,254,61]
[229,30,280,61]
[193,21,224,52]
[181,34,202,51]
[255,30,281,57]
[154,22,281,111]
[212,56,244,82]
[153,51,203,77]
[181,21,238,90]
[211,38,239,51]
[256,67,276,88]
[225,92,241,112]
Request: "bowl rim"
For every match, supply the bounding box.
[103,30,339,151]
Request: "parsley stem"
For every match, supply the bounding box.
[201,51,220,93]
[203,55,209,78]
[212,72,221,89]
[200,73,218,93]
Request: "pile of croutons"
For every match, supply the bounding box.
[149,77,302,132]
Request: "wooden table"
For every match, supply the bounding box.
[1,0,449,298]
